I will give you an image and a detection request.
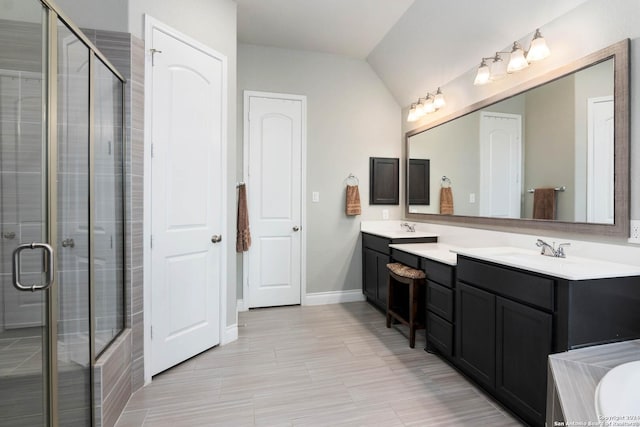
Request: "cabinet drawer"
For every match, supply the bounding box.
[427,280,453,322]
[422,258,455,288]
[457,257,554,311]
[362,233,390,255]
[391,249,420,269]
[427,312,453,357]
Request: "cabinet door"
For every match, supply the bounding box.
[376,252,390,307]
[456,282,496,389]
[496,297,552,426]
[363,248,379,300]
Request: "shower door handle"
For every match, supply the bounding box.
[12,242,55,292]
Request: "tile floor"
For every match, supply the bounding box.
[115,302,523,426]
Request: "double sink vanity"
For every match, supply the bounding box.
[361,222,640,427]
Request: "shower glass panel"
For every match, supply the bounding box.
[1,1,125,424]
[0,2,49,426]
[93,57,124,356]
[56,21,92,425]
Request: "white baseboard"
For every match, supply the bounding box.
[221,324,238,345]
[236,299,248,312]
[304,289,365,306]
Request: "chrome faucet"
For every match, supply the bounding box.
[536,239,570,258]
[400,222,416,232]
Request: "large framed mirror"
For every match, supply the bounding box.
[405,39,629,238]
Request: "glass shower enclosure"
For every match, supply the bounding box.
[0,1,125,425]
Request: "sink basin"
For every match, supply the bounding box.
[595,360,640,419]
[454,246,640,280]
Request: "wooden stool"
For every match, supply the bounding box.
[385,263,426,348]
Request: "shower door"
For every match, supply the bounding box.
[1,2,92,425]
[0,2,51,425]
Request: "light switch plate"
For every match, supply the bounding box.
[312,191,319,202]
[469,193,476,203]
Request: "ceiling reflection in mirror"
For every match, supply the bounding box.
[408,58,614,224]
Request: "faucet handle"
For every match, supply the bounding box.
[556,242,571,257]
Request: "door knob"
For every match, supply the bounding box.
[292,226,300,232]
[211,235,222,243]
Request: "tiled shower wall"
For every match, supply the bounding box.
[84,29,145,427]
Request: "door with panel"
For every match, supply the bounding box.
[149,23,225,375]
[479,112,522,219]
[246,94,303,308]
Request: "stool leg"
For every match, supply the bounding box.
[409,282,416,348]
[386,275,392,328]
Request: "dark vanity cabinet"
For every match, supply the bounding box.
[455,255,640,427]
[361,233,437,310]
[423,258,456,360]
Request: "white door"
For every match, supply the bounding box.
[149,25,225,375]
[245,93,303,308]
[587,96,614,224]
[479,112,522,218]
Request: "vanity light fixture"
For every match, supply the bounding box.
[406,88,446,122]
[473,28,550,85]
[407,103,418,122]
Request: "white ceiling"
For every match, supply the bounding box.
[237,0,591,106]
[236,0,415,59]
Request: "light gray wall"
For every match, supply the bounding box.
[54,0,128,32]
[401,0,640,244]
[409,113,480,216]
[237,43,401,295]
[523,76,575,221]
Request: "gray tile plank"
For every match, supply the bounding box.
[115,302,524,426]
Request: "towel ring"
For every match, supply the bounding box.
[346,174,359,186]
[441,176,451,188]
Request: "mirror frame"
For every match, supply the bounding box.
[405,39,630,238]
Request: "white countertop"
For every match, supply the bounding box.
[454,246,640,281]
[388,243,459,266]
[362,229,439,239]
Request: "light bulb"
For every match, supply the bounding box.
[526,29,550,62]
[474,59,491,85]
[507,42,528,73]
[423,96,435,113]
[490,55,507,80]
[407,104,418,122]
[433,88,446,109]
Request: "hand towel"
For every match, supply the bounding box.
[533,188,556,220]
[440,187,454,215]
[236,184,251,252]
[346,185,361,216]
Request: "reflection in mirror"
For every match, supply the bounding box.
[408,58,614,224]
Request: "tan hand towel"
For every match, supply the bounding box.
[440,187,454,215]
[533,188,556,220]
[236,184,251,252]
[346,185,361,216]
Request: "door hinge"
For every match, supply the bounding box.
[150,235,154,249]
[150,48,162,66]
[151,143,154,158]
[150,325,153,339]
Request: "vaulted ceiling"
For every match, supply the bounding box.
[237,0,590,106]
